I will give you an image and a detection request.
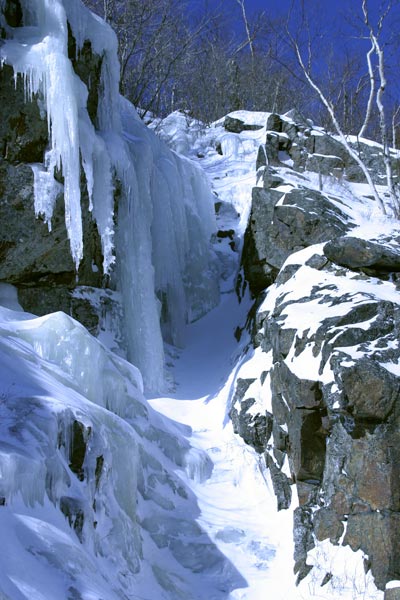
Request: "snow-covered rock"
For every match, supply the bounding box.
[234,109,400,592]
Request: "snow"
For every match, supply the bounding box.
[1,2,399,598]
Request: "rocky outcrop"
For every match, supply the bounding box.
[235,110,400,591]
[229,378,273,454]
[224,115,263,133]
[242,184,353,295]
[237,244,400,589]
[324,235,400,276]
[256,111,399,184]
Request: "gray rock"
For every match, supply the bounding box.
[60,496,85,541]
[385,589,400,600]
[262,168,284,189]
[293,506,315,584]
[266,113,283,132]
[313,507,344,543]
[0,30,111,333]
[265,132,281,165]
[229,378,273,453]
[0,64,48,163]
[241,186,352,295]
[224,115,263,133]
[340,358,399,422]
[3,0,23,27]
[305,154,344,176]
[265,453,292,511]
[305,133,349,164]
[324,236,400,274]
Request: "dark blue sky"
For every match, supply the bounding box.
[245,0,383,19]
[190,0,400,105]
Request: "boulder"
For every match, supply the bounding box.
[224,115,263,133]
[313,507,344,543]
[305,133,350,164]
[305,153,344,176]
[340,358,399,423]
[266,113,284,132]
[241,186,352,295]
[324,236,400,274]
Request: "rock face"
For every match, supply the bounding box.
[242,185,352,295]
[0,23,105,330]
[235,110,400,591]
[324,236,400,275]
[257,111,399,184]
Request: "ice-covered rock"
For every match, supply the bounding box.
[0,306,241,599]
[0,0,219,393]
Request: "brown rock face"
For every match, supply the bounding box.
[344,512,400,589]
[238,152,400,589]
[341,359,399,422]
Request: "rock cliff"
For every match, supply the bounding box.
[234,111,400,592]
[0,1,111,329]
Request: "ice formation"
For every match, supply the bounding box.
[0,0,219,393]
[0,304,243,599]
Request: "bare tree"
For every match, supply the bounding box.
[235,0,256,61]
[83,0,202,116]
[360,0,400,217]
[284,0,400,217]
[392,104,400,148]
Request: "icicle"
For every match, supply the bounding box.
[1,0,219,393]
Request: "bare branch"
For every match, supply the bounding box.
[236,0,255,60]
[358,41,375,137]
[286,19,387,214]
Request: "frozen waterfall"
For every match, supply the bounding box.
[0,0,219,393]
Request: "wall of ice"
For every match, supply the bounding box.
[0,305,236,599]
[0,0,219,393]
